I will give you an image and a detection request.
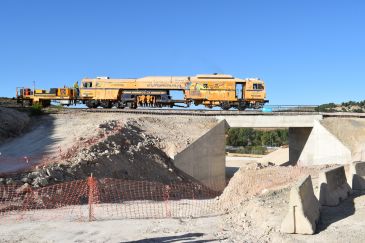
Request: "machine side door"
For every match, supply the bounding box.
[235,82,245,100]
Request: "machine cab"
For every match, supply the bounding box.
[244,79,266,100]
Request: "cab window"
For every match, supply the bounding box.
[83,82,93,88]
[253,83,264,90]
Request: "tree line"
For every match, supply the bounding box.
[226,128,289,147]
[315,100,365,113]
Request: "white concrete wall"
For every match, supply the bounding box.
[298,120,351,166]
[173,120,227,191]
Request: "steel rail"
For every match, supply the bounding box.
[79,108,321,116]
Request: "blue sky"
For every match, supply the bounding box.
[0,0,364,105]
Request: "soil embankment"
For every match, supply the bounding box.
[0,107,30,145]
[0,111,217,187]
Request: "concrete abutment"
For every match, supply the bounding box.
[173,120,227,191]
[289,127,312,165]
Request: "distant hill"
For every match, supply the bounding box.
[315,100,365,113]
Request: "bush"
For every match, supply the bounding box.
[238,146,267,155]
[316,100,365,113]
[353,108,364,113]
[30,103,43,115]
[315,103,337,112]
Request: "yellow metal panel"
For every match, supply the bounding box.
[79,74,267,104]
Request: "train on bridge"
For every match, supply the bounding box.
[16,74,268,110]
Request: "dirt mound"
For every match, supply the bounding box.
[217,165,324,241]
[218,166,318,210]
[64,120,185,183]
[0,107,29,144]
[0,114,218,187]
[218,187,291,242]
[217,163,335,242]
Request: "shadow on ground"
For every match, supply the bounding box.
[225,166,239,179]
[0,115,59,175]
[316,191,365,233]
[123,233,217,243]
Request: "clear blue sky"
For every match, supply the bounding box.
[0,0,364,105]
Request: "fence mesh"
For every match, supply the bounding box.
[0,176,222,222]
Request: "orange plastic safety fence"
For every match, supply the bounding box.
[0,177,222,222]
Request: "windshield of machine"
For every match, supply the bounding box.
[253,83,264,90]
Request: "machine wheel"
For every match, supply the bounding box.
[237,101,246,111]
[117,101,126,109]
[85,100,99,108]
[100,100,112,109]
[253,103,264,109]
[220,102,231,110]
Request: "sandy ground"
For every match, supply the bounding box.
[3,186,365,242]
[225,156,259,178]
[258,147,289,165]
[225,148,289,178]
[0,217,222,243]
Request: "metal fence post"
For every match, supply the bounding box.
[88,173,95,222]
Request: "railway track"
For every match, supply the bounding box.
[80,107,320,116]
[77,105,319,116]
[80,109,365,118]
[3,104,365,118]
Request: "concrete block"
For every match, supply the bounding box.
[318,166,352,206]
[281,175,320,235]
[173,120,227,191]
[349,161,365,190]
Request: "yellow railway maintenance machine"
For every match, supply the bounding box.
[16,87,78,107]
[16,74,268,110]
[80,74,268,110]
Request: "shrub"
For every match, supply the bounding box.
[238,146,267,155]
[30,103,43,115]
[353,108,364,113]
[315,103,337,112]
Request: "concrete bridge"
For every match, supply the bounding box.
[216,112,365,166]
[172,112,365,190]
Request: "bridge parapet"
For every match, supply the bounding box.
[217,114,323,128]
